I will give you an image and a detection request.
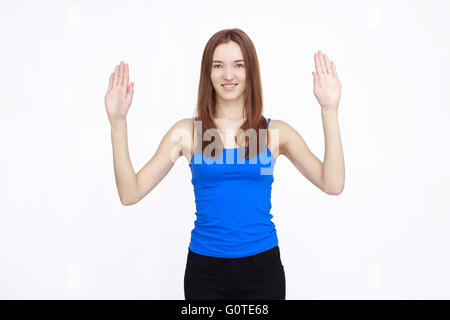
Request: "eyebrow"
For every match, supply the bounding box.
[212,60,245,63]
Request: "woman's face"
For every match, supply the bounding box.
[210,41,246,101]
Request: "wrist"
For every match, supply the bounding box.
[321,107,338,115]
[110,118,127,128]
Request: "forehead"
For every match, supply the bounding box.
[212,41,244,62]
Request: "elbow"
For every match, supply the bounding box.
[325,184,344,195]
[120,196,136,206]
[326,188,343,195]
[323,181,345,195]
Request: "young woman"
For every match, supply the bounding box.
[104,28,345,300]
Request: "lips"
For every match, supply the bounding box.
[221,83,237,91]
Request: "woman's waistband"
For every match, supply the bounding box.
[188,245,280,263]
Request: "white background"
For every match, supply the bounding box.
[1,0,449,299]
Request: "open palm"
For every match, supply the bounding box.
[104,61,135,123]
[313,51,342,110]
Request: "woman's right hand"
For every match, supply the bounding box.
[105,61,135,123]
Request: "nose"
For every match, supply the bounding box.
[224,66,236,81]
[225,66,239,79]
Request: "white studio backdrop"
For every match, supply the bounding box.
[1,0,449,299]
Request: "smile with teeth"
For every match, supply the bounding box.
[222,84,238,91]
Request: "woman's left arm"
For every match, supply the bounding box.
[313,50,345,194]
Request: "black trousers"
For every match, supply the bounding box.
[184,245,286,300]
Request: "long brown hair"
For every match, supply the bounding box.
[192,28,269,160]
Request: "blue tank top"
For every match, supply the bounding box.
[188,118,278,258]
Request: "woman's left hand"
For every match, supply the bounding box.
[313,51,342,111]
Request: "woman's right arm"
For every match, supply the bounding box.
[105,61,187,205]
[110,118,185,206]
[110,118,138,205]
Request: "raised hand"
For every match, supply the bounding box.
[105,61,135,123]
[312,51,342,110]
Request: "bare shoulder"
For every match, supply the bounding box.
[272,118,310,158]
[171,117,192,132]
[269,118,311,158]
[267,119,290,156]
[173,117,195,161]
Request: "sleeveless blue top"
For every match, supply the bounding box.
[188,118,278,258]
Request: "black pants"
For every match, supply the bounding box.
[184,245,286,300]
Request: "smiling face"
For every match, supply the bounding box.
[210,41,247,102]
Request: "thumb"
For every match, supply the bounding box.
[312,71,320,89]
[127,82,134,101]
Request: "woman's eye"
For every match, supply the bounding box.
[213,64,244,68]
